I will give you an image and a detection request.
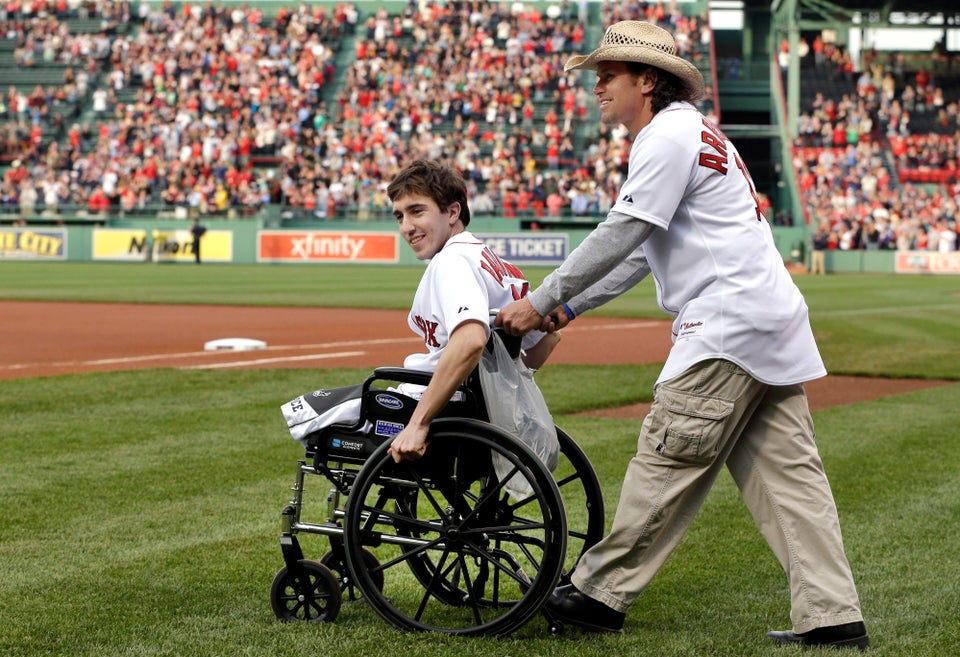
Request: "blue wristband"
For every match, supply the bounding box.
[562,303,576,320]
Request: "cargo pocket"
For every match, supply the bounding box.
[649,386,735,466]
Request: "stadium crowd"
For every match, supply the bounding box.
[790,39,959,253]
[0,0,715,223]
[0,0,957,254]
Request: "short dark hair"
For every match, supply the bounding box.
[386,159,471,227]
[626,62,691,113]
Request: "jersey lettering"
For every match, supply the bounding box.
[511,282,529,300]
[702,117,728,142]
[701,130,727,157]
[698,118,729,174]
[700,117,764,222]
[479,246,524,286]
[698,152,728,175]
[413,315,440,348]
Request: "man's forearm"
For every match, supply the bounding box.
[405,321,487,430]
[528,212,655,316]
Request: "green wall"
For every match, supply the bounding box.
[24,217,891,272]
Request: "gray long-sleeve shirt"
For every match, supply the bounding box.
[527,210,654,317]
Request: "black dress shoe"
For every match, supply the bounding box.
[766,621,870,650]
[544,583,625,633]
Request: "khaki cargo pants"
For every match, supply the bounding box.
[570,358,864,634]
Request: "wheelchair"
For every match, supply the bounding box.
[270,341,605,637]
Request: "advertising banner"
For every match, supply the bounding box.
[476,233,569,264]
[258,231,399,263]
[92,228,151,262]
[152,229,233,263]
[0,227,67,260]
[895,250,960,274]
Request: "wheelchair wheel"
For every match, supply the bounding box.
[342,418,567,636]
[270,559,341,623]
[396,426,606,601]
[554,426,605,577]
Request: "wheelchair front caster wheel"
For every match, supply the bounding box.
[320,547,383,602]
[270,559,341,622]
[548,619,564,635]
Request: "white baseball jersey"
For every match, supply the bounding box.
[612,102,825,385]
[404,231,544,372]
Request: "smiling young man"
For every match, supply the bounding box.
[496,21,869,649]
[386,159,558,463]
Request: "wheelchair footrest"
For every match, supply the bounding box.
[279,532,304,569]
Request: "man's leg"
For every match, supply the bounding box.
[569,359,766,612]
[726,384,865,636]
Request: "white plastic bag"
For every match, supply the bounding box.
[478,332,559,498]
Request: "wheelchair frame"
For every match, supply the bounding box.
[270,364,605,636]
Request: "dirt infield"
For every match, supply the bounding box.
[1,301,951,413]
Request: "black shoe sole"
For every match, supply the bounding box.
[546,609,623,634]
[769,632,871,650]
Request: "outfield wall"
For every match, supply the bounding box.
[0,218,591,267]
[5,219,954,274]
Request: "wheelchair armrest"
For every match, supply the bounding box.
[368,367,435,388]
[364,367,482,415]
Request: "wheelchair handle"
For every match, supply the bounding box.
[488,309,523,360]
[491,329,522,360]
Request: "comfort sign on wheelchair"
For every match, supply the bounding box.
[329,437,366,453]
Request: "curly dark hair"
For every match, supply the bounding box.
[386,159,471,227]
[626,63,692,113]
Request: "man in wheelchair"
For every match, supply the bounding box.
[281,159,560,469]
[384,159,559,463]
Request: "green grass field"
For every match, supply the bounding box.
[1,262,958,656]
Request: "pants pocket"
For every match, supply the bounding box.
[648,385,735,465]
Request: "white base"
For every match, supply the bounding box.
[204,337,268,351]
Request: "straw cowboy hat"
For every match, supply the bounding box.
[565,21,705,102]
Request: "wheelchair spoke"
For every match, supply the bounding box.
[414,547,457,621]
[567,528,590,541]
[467,544,532,588]
[357,499,438,535]
[460,522,548,541]
[456,480,509,526]
[450,551,484,625]
[405,465,453,520]
[555,470,584,489]
[513,541,543,576]
[379,535,447,572]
